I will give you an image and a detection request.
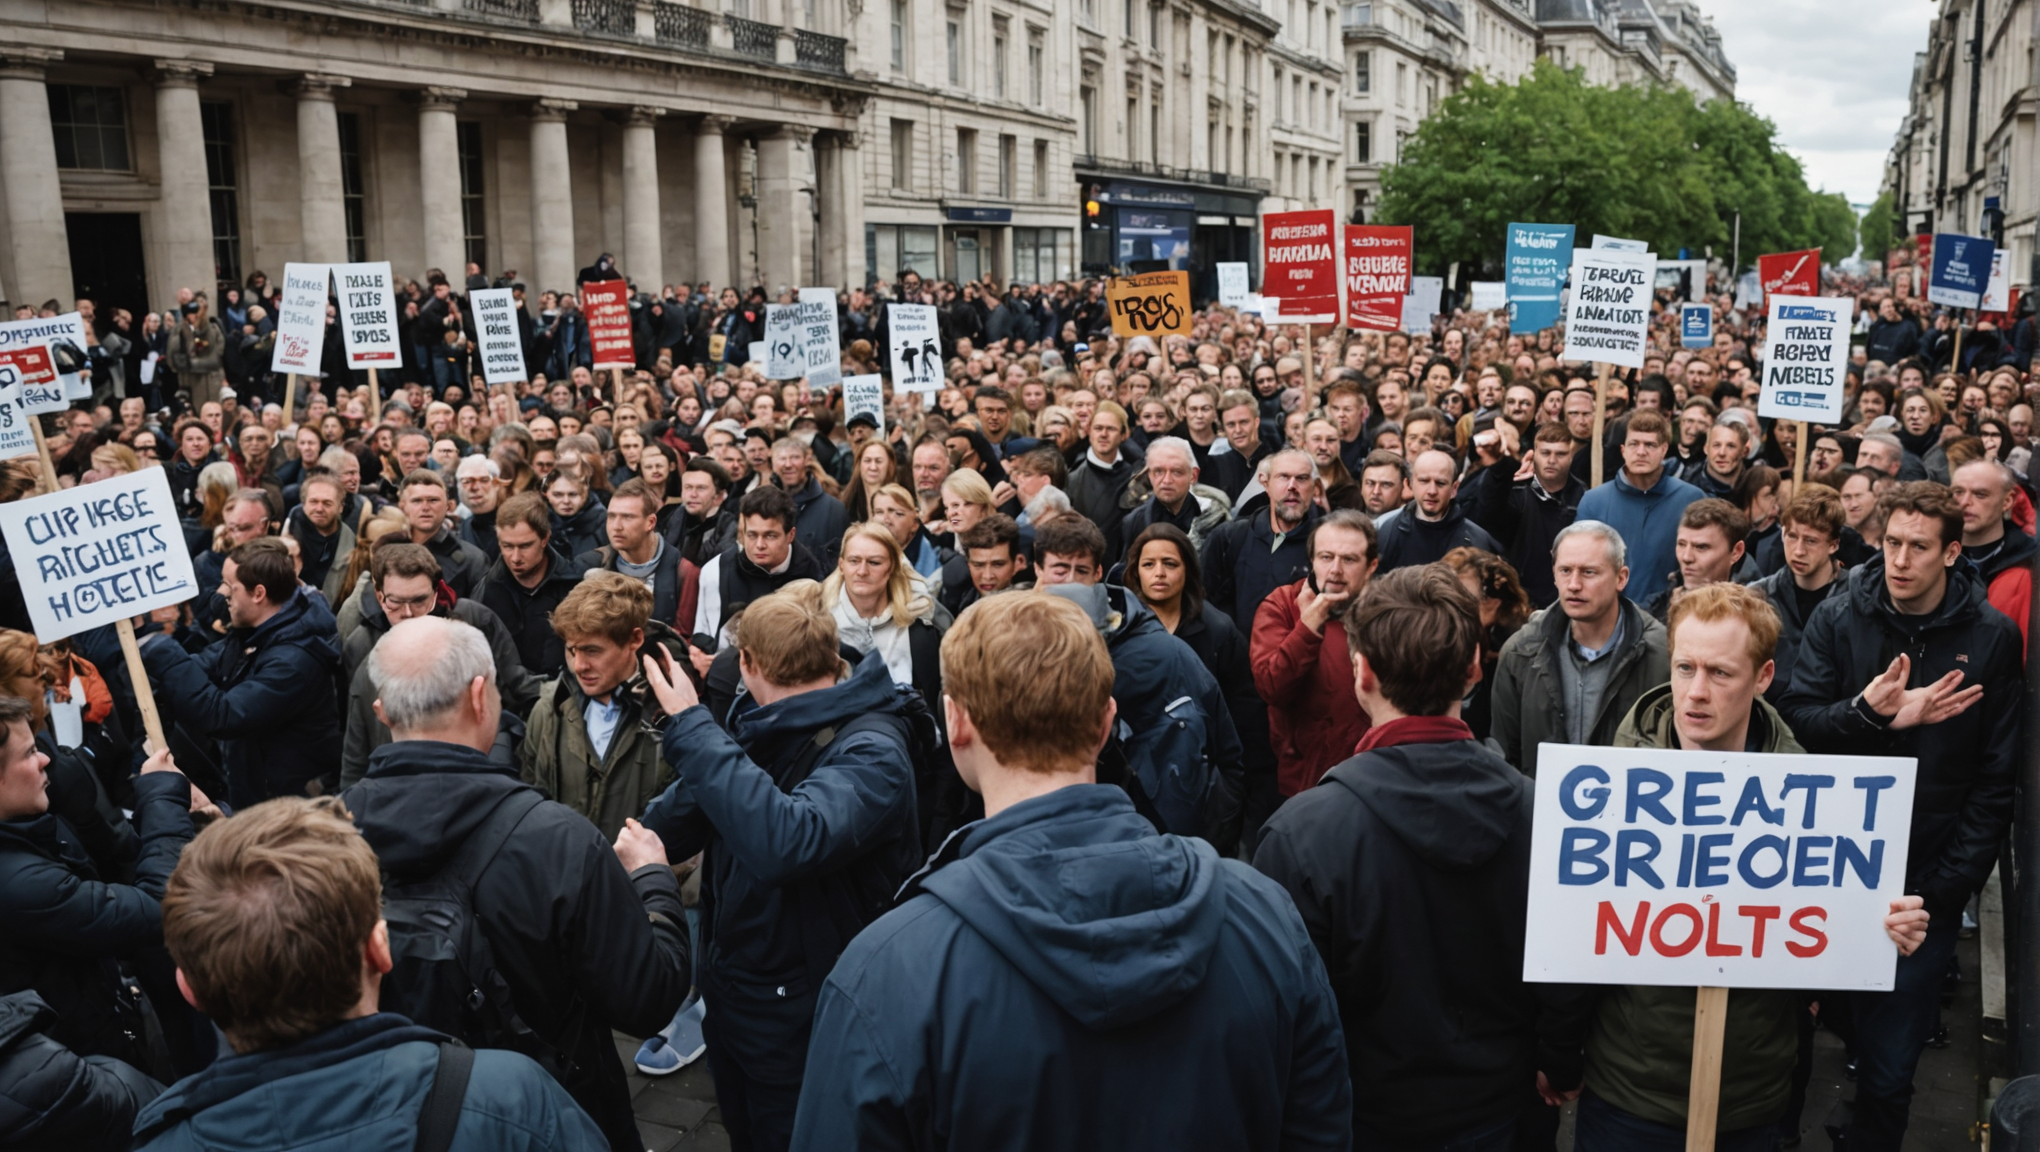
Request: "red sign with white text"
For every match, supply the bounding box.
[1758,249,1820,300]
[580,279,635,370]
[1262,210,1340,323]
[1343,225,1411,331]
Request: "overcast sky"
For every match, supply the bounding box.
[1699,0,1934,205]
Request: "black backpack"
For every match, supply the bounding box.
[379,789,578,1076]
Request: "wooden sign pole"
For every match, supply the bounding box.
[612,366,624,408]
[1685,985,1730,1151]
[1792,419,1808,486]
[1950,309,1967,378]
[26,420,57,495]
[1301,324,1315,409]
[1590,361,1612,488]
[367,367,381,425]
[281,372,298,431]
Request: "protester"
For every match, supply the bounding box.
[584,478,687,632]
[1115,436,1231,563]
[1949,458,2035,652]
[1748,485,1847,701]
[691,485,827,652]
[1199,447,1321,624]
[1250,509,1378,799]
[1647,497,1755,618]
[1375,449,1499,571]
[398,469,489,598]
[1574,410,1704,608]
[478,491,591,677]
[1469,421,1584,606]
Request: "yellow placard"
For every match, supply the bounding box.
[1106,271,1194,337]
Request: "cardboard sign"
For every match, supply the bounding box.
[843,373,885,435]
[1403,276,1443,333]
[1343,225,1411,332]
[797,288,842,387]
[1524,743,1915,990]
[580,279,634,370]
[270,263,330,376]
[0,313,91,400]
[1470,281,1508,312]
[469,289,527,385]
[1562,247,1655,368]
[0,386,38,461]
[888,303,943,392]
[0,466,199,641]
[763,305,803,380]
[1759,294,1853,424]
[0,345,66,414]
[1979,249,2011,313]
[1759,249,1821,301]
[1216,262,1250,307]
[334,262,399,368]
[1680,303,1715,349]
[747,341,768,366]
[1506,223,1575,334]
[1592,234,1651,252]
[1262,210,1339,323]
[1106,271,1194,337]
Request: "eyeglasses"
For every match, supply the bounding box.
[379,591,435,610]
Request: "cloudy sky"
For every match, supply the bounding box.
[1699,0,1935,205]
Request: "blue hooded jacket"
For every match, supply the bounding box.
[1573,466,1704,607]
[789,784,1352,1151]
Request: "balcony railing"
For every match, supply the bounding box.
[794,28,845,70]
[405,0,847,74]
[727,13,777,58]
[463,0,539,22]
[654,1,711,47]
[572,0,636,34]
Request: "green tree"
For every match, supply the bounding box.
[1859,191,1897,256]
[1806,192,1860,262]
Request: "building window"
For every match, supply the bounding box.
[1148,1,1160,45]
[870,223,940,281]
[890,0,907,70]
[456,121,486,270]
[199,101,239,288]
[1272,67,1283,120]
[1080,0,1093,27]
[890,119,915,191]
[993,18,1008,98]
[1149,98,1159,166]
[1308,156,1318,201]
[1397,62,1408,105]
[338,111,368,262]
[998,134,1016,197]
[1355,49,1370,92]
[1032,138,1049,198]
[947,16,963,86]
[1125,95,1138,160]
[956,128,976,194]
[1011,227,1071,283]
[48,85,130,171]
[1080,86,1096,155]
[1355,120,1370,162]
[1123,0,1134,38]
[1028,32,1044,104]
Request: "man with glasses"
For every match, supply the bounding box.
[457,454,508,562]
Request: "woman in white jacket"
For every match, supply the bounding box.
[821,522,950,694]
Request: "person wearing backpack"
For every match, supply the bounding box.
[339,616,691,1152]
[637,580,923,1152]
[132,795,607,1152]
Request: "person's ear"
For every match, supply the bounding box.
[366,919,393,976]
[176,968,206,1012]
[1754,658,1776,696]
[1091,697,1119,761]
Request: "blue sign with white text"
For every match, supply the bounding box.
[1927,233,1995,309]
[1506,223,1576,334]
[1680,303,1713,348]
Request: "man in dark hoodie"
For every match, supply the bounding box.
[639,582,923,1152]
[1468,421,1584,607]
[1255,564,1578,1149]
[141,537,344,806]
[478,492,590,678]
[398,469,489,598]
[1375,449,1500,573]
[1780,481,2022,1151]
[1065,400,1139,560]
[789,590,1352,1151]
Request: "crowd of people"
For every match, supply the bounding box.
[0,252,2029,1152]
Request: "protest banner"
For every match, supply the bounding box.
[1107,271,1194,337]
[1342,225,1411,331]
[764,305,803,379]
[1759,295,1852,478]
[888,304,943,392]
[747,340,769,367]
[0,312,92,401]
[580,279,634,402]
[1563,246,1655,486]
[470,289,527,386]
[0,385,39,464]
[1403,276,1442,333]
[1591,234,1650,253]
[1261,210,1339,323]
[270,263,330,421]
[1469,281,1508,312]
[0,345,58,482]
[1979,249,2011,313]
[797,288,843,387]
[843,373,885,435]
[1680,302,1714,349]
[1505,223,1575,334]
[1216,262,1250,307]
[1759,249,1821,301]
[334,261,398,421]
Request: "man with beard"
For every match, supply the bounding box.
[1199,448,1323,625]
[1249,509,1378,798]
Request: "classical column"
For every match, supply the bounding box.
[754,124,809,292]
[0,48,73,309]
[416,86,467,279]
[832,130,864,288]
[153,59,217,302]
[529,99,577,295]
[292,74,350,264]
[814,133,842,289]
[692,115,733,291]
[621,106,663,291]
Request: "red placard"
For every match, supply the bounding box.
[1262,209,1340,322]
[580,279,635,371]
[1758,249,1820,300]
[1343,225,1411,331]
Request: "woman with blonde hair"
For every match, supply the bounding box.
[820,522,947,711]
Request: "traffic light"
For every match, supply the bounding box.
[1084,184,1103,229]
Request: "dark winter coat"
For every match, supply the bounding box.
[1176,604,1275,780]
[1375,504,1502,573]
[421,521,492,600]
[0,991,161,1152]
[1487,598,1669,775]
[1748,566,1847,703]
[1066,453,1138,559]
[1468,461,1584,607]
[477,550,590,678]
[1199,504,1322,627]
[549,497,609,561]
[780,476,850,566]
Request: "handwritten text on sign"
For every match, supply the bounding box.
[1261,210,1339,323]
[581,280,634,371]
[1561,248,1655,369]
[334,262,399,367]
[1524,744,1915,990]
[0,344,66,414]
[0,467,199,641]
[887,304,942,393]
[270,263,329,375]
[797,288,842,387]
[1106,271,1193,337]
[1344,225,1412,332]
[1758,295,1853,425]
[470,289,528,385]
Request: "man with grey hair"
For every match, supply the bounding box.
[1950,457,2035,651]
[340,616,692,1152]
[1488,520,1669,773]
[1199,446,1323,624]
[1856,431,1926,482]
[457,453,508,561]
[1115,435,1231,566]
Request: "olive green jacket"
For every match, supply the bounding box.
[520,675,673,842]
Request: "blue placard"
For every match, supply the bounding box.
[1679,303,1713,348]
[1927,233,1995,309]
[1506,222,1576,334]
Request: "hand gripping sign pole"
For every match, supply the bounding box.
[1564,246,1657,488]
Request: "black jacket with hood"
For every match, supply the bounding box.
[0,990,161,1152]
[478,549,591,678]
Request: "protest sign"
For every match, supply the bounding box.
[1759,249,1820,301]
[1106,271,1194,337]
[333,262,400,368]
[1216,262,1250,307]
[1469,281,1508,312]
[763,305,803,379]
[1505,223,1575,334]
[270,263,329,376]
[1680,303,1715,349]
[797,288,842,386]
[0,344,67,415]
[843,374,885,435]
[747,341,768,366]
[1734,271,1762,311]
[1979,249,2011,313]
[1261,210,1339,323]
[1403,276,1442,333]
[0,467,199,641]
[1562,247,1655,368]
[1657,259,1707,303]
[1758,295,1852,425]
[0,386,38,462]
[0,312,92,400]
[469,289,528,385]
[888,303,942,392]
[1524,743,1915,990]
[1342,225,1411,331]
[580,279,634,371]
[1591,234,1650,252]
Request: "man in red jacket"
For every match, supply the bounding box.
[1951,458,2035,654]
[1252,508,1378,797]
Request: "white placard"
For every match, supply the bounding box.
[764,305,803,380]
[887,303,942,393]
[1980,250,2011,313]
[1562,247,1656,368]
[333,261,400,369]
[1242,293,1268,316]
[1403,276,1443,333]
[469,289,527,385]
[747,341,768,366]
[0,467,200,641]
[0,386,38,460]
[1758,294,1854,425]
[1524,743,1916,990]
[843,373,884,436]
[1592,234,1651,252]
[270,262,329,375]
[0,344,66,415]
[797,288,842,387]
[0,313,91,400]
[1469,281,1508,311]
[1216,262,1250,307]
